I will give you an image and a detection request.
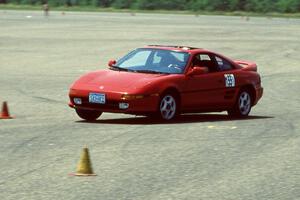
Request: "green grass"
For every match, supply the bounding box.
[0,3,300,18]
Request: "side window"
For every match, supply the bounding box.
[215,56,233,71]
[193,54,217,72]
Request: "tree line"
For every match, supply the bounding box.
[2,0,300,13]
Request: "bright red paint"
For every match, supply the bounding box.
[69,45,263,120]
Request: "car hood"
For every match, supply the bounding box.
[72,69,168,93]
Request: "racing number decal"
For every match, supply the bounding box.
[224,74,235,87]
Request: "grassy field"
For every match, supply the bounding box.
[1,4,300,18]
[0,10,299,200]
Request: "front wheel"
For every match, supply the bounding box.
[75,109,102,121]
[159,94,178,120]
[228,90,252,118]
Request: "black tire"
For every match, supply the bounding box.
[158,93,179,120]
[228,89,252,118]
[75,109,102,121]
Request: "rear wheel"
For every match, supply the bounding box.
[228,89,252,118]
[75,109,102,121]
[159,94,178,120]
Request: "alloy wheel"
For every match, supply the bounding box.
[238,91,251,115]
[160,95,177,120]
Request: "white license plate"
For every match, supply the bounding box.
[89,93,106,104]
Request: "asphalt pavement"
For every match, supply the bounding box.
[0,10,299,200]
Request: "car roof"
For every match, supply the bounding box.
[144,45,210,53]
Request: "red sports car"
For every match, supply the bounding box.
[69,45,263,121]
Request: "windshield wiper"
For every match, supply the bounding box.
[135,69,169,74]
[110,65,130,72]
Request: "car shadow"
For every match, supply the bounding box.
[76,114,274,125]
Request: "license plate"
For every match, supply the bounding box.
[89,93,106,104]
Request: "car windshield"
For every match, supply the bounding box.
[114,48,190,74]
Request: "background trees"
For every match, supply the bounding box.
[3,0,300,13]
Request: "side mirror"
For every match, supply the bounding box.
[187,66,208,76]
[108,59,116,67]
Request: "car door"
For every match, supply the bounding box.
[182,53,226,111]
[212,54,239,107]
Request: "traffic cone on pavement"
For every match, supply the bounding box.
[0,101,13,119]
[71,147,96,176]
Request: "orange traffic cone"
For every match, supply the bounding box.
[0,101,13,119]
[70,147,96,176]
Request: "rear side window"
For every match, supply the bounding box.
[215,56,233,71]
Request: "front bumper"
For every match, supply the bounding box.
[69,91,160,114]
